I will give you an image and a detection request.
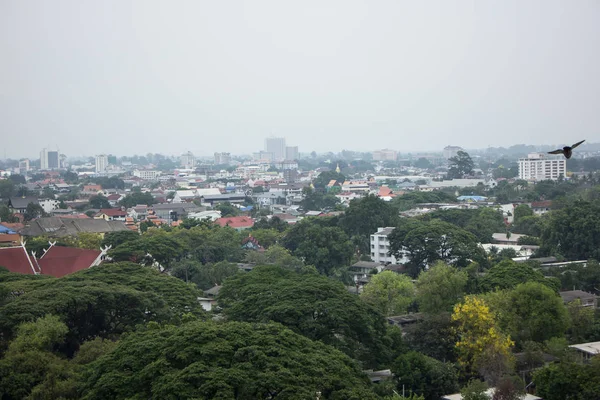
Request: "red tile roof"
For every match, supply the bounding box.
[96,209,127,217]
[215,216,254,229]
[531,200,552,208]
[0,246,39,275]
[38,246,102,278]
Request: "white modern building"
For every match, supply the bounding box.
[443,146,463,160]
[40,149,59,170]
[372,149,398,161]
[180,152,196,169]
[518,153,566,181]
[95,154,109,173]
[133,169,161,180]
[370,227,404,264]
[265,137,286,161]
[18,159,30,174]
[214,152,231,165]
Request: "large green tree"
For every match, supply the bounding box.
[218,265,391,368]
[388,219,485,277]
[79,321,378,400]
[416,262,468,314]
[447,151,475,179]
[479,260,558,293]
[540,199,600,260]
[360,271,415,316]
[533,358,600,400]
[282,219,353,276]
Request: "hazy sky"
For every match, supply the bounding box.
[1,1,599,158]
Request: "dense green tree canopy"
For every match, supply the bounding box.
[218,265,390,368]
[416,262,468,314]
[479,260,558,293]
[540,199,600,260]
[533,358,600,400]
[447,151,475,179]
[392,351,459,400]
[388,219,485,277]
[282,219,353,276]
[79,321,378,400]
[118,191,156,208]
[360,271,415,316]
[391,191,457,212]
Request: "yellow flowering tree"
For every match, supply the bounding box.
[452,296,514,381]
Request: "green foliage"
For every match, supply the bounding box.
[88,194,111,209]
[101,230,140,249]
[215,201,239,217]
[0,179,15,199]
[447,151,475,179]
[300,186,340,211]
[282,219,353,276]
[512,204,533,224]
[416,262,468,314]
[479,260,557,293]
[313,170,346,189]
[172,224,245,264]
[392,351,459,400]
[248,228,283,248]
[461,380,490,400]
[339,194,400,253]
[0,204,18,223]
[24,202,47,221]
[391,191,457,212]
[533,358,600,400]
[421,208,505,243]
[0,263,206,353]
[388,219,485,278]
[539,198,600,259]
[360,271,415,316]
[404,314,459,363]
[252,215,288,232]
[484,282,569,346]
[218,265,391,368]
[78,320,377,400]
[171,260,240,290]
[118,191,156,208]
[243,244,305,271]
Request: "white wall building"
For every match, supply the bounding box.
[372,149,397,161]
[518,153,566,181]
[133,169,161,180]
[370,227,404,264]
[443,146,463,160]
[285,146,299,161]
[180,152,196,169]
[95,154,109,173]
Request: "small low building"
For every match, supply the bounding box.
[569,341,600,362]
[560,290,597,308]
[442,389,541,400]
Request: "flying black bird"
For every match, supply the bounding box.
[547,140,585,159]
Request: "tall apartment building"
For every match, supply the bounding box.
[95,154,109,173]
[370,227,403,264]
[518,153,566,181]
[443,145,463,160]
[18,159,30,174]
[265,137,286,161]
[40,149,59,170]
[180,152,196,169]
[372,149,397,161]
[285,146,299,161]
[214,152,231,165]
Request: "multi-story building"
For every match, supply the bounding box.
[95,154,109,173]
[18,159,30,174]
[180,152,196,169]
[265,137,286,161]
[214,152,231,165]
[133,169,161,180]
[372,149,397,161]
[370,227,402,264]
[518,153,566,181]
[443,145,463,160]
[285,146,299,161]
[252,151,273,162]
[40,149,59,170]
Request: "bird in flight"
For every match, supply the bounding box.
[548,140,585,159]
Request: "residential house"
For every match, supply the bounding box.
[560,290,597,308]
[188,210,222,222]
[491,232,525,245]
[172,190,198,203]
[128,205,149,221]
[8,197,39,214]
[0,224,21,246]
[348,261,384,284]
[81,185,103,196]
[569,341,600,362]
[442,389,541,400]
[531,200,552,215]
[151,203,204,221]
[38,199,60,214]
[94,208,127,221]
[106,193,124,207]
[387,313,424,329]
[214,216,254,231]
[202,193,246,206]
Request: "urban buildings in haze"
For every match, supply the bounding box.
[95,154,108,173]
[265,137,286,161]
[214,152,231,165]
[443,146,463,160]
[40,148,59,170]
[180,152,196,169]
[372,149,397,161]
[285,146,299,161]
[518,153,566,181]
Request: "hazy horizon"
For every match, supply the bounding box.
[2,1,599,159]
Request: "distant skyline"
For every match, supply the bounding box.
[1,1,599,159]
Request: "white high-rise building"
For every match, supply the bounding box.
[214,152,231,165]
[19,159,30,174]
[518,153,566,181]
[40,149,59,170]
[265,137,286,161]
[443,146,463,160]
[180,152,196,169]
[372,149,397,161]
[285,146,299,161]
[95,154,109,173]
[370,227,407,264]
